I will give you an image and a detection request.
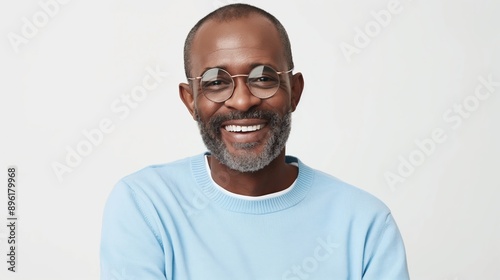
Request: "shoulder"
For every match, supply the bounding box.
[103,154,206,226]
[108,153,204,204]
[296,157,391,216]
[126,155,193,178]
[122,154,199,186]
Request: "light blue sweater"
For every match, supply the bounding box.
[100,153,409,279]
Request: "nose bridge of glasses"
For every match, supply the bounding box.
[230,73,252,91]
[224,74,262,109]
[230,73,250,79]
[230,73,251,88]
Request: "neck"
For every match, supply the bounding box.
[208,151,298,196]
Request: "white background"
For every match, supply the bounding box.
[1,0,499,279]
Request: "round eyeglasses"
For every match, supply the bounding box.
[188,65,293,103]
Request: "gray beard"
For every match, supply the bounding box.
[196,109,292,172]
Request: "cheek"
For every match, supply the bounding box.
[194,97,222,121]
[265,91,292,113]
[194,89,292,119]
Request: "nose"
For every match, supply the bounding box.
[223,77,262,111]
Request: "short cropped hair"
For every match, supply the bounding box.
[183,3,294,78]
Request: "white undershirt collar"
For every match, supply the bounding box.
[204,155,298,201]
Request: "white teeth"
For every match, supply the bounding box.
[225,124,264,132]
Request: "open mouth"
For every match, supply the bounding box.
[219,118,269,143]
[224,124,265,133]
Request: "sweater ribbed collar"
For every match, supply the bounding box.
[190,153,314,214]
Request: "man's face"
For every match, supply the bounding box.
[180,14,302,172]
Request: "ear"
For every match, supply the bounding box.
[290,72,304,112]
[179,82,197,120]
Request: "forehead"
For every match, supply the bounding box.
[190,14,286,74]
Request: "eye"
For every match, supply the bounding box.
[249,75,278,89]
[207,80,223,86]
[201,77,232,92]
[256,76,272,82]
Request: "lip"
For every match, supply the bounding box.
[221,118,267,127]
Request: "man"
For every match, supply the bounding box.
[101,4,409,280]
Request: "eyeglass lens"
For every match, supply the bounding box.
[200,65,281,102]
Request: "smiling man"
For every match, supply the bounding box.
[100,4,409,280]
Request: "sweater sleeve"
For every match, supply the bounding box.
[362,213,410,280]
[100,181,168,280]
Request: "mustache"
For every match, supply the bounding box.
[211,110,277,124]
[197,109,280,135]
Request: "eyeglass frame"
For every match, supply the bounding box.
[187,65,294,103]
